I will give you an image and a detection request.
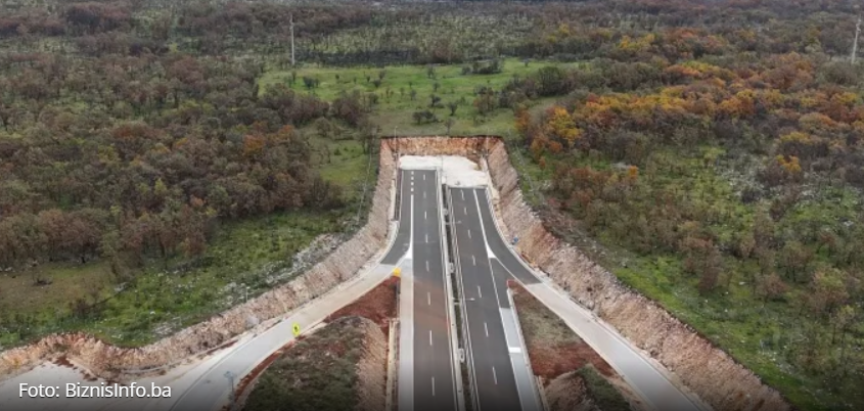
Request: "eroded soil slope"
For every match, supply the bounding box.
[511,282,642,411]
[242,316,386,411]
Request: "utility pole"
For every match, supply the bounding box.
[290,13,296,66]
[852,15,862,64]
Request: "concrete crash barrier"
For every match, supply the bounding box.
[0,136,791,411]
[383,136,788,411]
[0,143,397,381]
[484,140,790,411]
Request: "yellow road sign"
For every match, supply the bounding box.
[292,322,301,337]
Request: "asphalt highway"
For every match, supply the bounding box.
[396,169,459,411]
[473,187,704,411]
[449,187,538,411]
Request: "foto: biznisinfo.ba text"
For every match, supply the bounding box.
[20,382,171,399]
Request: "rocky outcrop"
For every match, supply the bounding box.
[0,136,793,411]
[485,140,790,411]
[0,143,397,380]
[384,135,789,411]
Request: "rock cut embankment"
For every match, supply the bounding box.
[0,136,793,411]
[383,136,790,411]
[0,143,397,380]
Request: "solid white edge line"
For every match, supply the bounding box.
[449,186,481,411]
[438,171,462,411]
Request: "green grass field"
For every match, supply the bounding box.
[0,132,369,348]
[5,58,571,349]
[0,209,351,347]
[261,58,578,136]
[542,147,864,410]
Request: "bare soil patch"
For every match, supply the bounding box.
[239,277,399,411]
[327,276,399,334]
[510,282,646,410]
[510,283,613,380]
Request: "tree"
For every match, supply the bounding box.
[473,89,495,115]
[779,240,814,283]
[808,268,849,317]
[448,101,458,116]
[515,108,532,137]
[302,76,317,90]
[545,106,582,148]
[430,94,442,108]
[412,110,437,124]
[738,233,756,259]
[756,272,789,301]
[445,117,455,135]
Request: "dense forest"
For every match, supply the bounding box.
[0,0,863,409]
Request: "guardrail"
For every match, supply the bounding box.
[438,170,467,411]
[446,185,481,411]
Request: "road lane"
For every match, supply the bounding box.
[383,169,412,265]
[399,169,458,411]
[449,187,523,411]
[474,188,704,411]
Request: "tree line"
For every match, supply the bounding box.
[0,50,368,270]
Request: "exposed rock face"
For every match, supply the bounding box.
[0,143,397,380]
[0,136,792,411]
[354,318,388,411]
[382,136,789,411]
[484,140,790,411]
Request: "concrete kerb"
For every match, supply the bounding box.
[505,287,546,411]
[170,222,401,410]
[479,188,711,411]
[448,186,481,411]
[471,188,539,411]
[120,163,404,380]
[172,154,402,410]
[438,169,467,411]
[386,318,399,411]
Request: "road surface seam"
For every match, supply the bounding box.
[470,188,541,411]
[448,187,482,411]
[476,189,706,411]
[437,169,465,411]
